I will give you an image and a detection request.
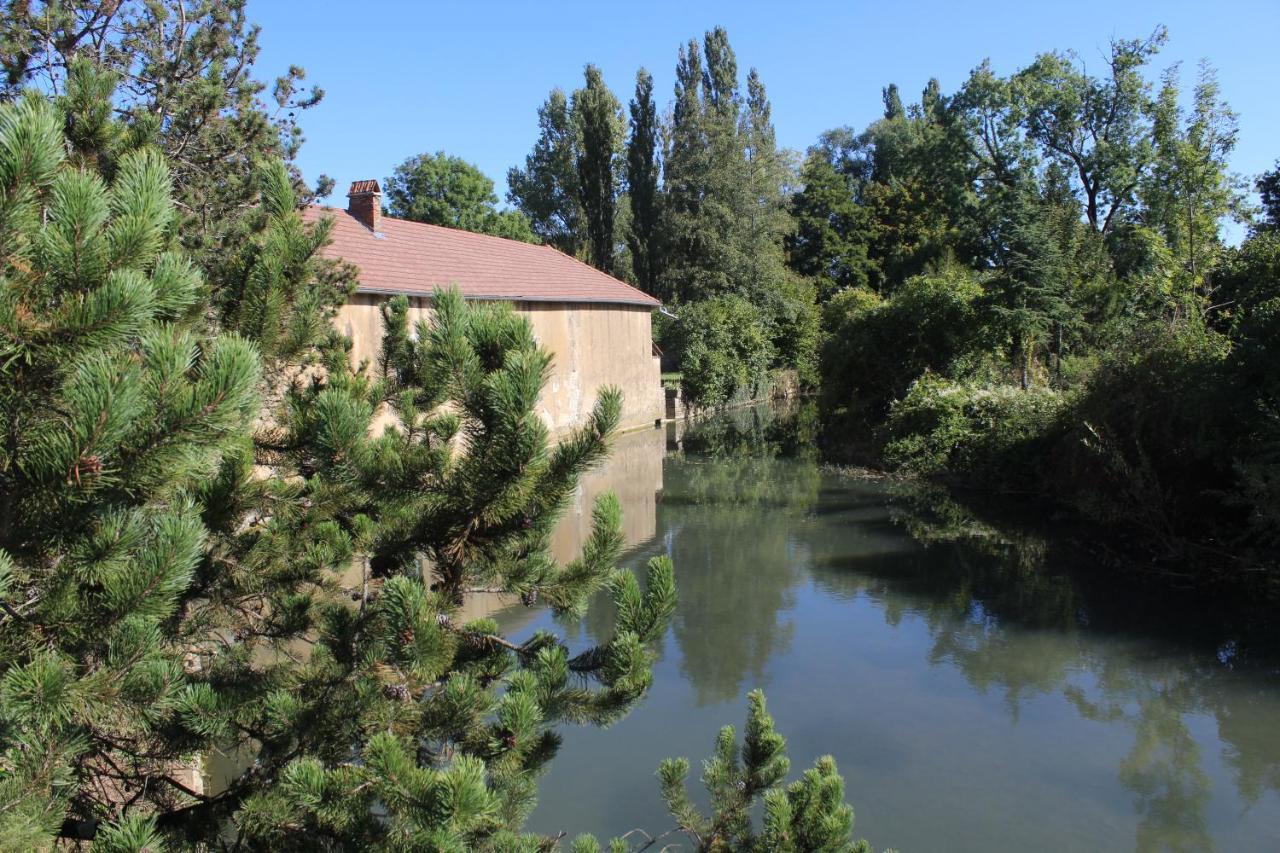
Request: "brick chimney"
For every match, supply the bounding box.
[347,179,382,232]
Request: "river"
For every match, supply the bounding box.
[503,403,1280,852]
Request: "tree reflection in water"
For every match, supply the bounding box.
[682,404,1280,850]
[811,481,1280,852]
[520,402,1280,849]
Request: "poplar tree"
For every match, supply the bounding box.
[574,65,623,272]
[626,68,662,296]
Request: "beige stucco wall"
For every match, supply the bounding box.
[335,294,663,434]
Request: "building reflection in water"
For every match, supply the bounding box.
[550,423,665,565]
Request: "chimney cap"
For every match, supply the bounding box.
[348,179,381,196]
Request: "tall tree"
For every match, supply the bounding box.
[573,65,623,271]
[386,151,536,241]
[507,88,583,255]
[0,0,326,268]
[1014,27,1167,234]
[1257,162,1280,232]
[988,188,1076,388]
[788,150,874,298]
[626,68,662,296]
[881,83,905,120]
[1141,62,1242,295]
[661,27,750,302]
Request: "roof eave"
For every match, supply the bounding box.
[352,286,661,309]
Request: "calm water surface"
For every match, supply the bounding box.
[500,406,1280,852]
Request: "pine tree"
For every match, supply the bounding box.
[0,0,326,269]
[626,68,662,296]
[988,188,1075,388]
[0,93,261,848]
[1,72,679,851]
[232,287,678,850]
[572,691,874,852]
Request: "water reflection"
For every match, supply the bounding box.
[550,424,665,564]
[520,403,1280,852]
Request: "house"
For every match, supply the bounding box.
[303,180,664,434]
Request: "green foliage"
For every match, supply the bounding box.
[788,151,874,299]
[386,151,536,241]
[653,691,869,852]
[882,374,1067,483]
[508,88,582,256]
[1055,324,1238,543]
[575,65,625,272]
[557,690,877,852]
[220,160,354,364]
[0,93,260,846]
[669,296,774,408]
[821,267,986,416]
[1258,162,1280,232]
[1013,27,1167,234]
[508,67,626,270]
[626,68,662,296]
[0,73,687,851]
[0,0,326,270]
[810,30,1280,581]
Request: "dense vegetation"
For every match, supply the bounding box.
[806,28,1280,585]
[504,30,819,407]
[495,24,1278,585]
[0,4,870,851]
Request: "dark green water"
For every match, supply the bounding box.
[503,406,1280,852]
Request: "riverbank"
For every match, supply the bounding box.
[816,388,1280,602]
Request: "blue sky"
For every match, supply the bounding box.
[251,0,1279,215]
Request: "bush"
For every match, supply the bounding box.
[766,273,822,387]
[670,296,774,408]
[1037,322,1249,549]
[820,266,987,416]
[883,374,1067,485]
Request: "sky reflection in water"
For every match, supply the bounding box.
[504,405,1280,853]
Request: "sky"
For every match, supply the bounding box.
[250,0,1280,217]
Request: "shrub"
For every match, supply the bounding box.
[670,296,774,408]
[883,374,1067,485]
[820,267,987,416]
[766,273,822,387]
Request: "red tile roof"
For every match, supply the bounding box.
[303,206,661,308]
[347,179,380,195]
